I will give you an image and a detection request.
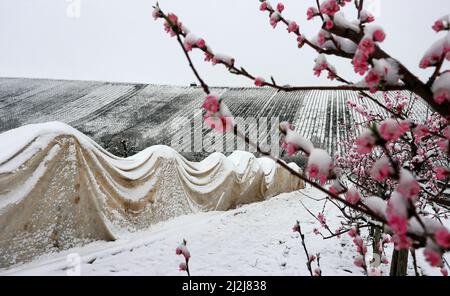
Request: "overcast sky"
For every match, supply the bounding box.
[0,0,449,87]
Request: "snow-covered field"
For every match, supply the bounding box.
[1,187,445,276]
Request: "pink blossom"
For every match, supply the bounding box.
[379,119,409,142]
[373,29,386,42]
[438,139,449,152]
[360,10,375,23]
[392,234,412,250]
[354,256,365,268]
[184,41,194,52]
[318,213,327,226]
[435,167,449,180]
[285,142,299,156]
[365,70,381,91]
[444,126,450,139]
[307,7,318,20]
[204,52,214,62]
[441,268,449,276]
[388,215,408,236]
[260,1,268,11]
[433,20,445,32]
[355,130,376,154]
[348,227,358,238]
[387,192,408,238]
[325,20,334,30]
[297,35,305,47]
[358,38,375,56]
[309,254,316,262]
[202,95,220,113]
[204,113,234,133]
[434,89,450,105]
[287,21,299,33]
[353,236,367,255]
[175,247,182,255]
[381,256,389,264]
[329,180,344,195]
[370,157,393,182]
[179,262,187,271]
[277,3,285,13]
[320,0,340,16]
[424,248,443,267]
[176,242,191,260]
[196,39,206,48]
[308,163,329,185]
[317,31,328,46]
[435,228,450,248]
[353,53,369,75]
[413,124,430,141]
[397,170,421,199]
[254,77,265,87]
[420,57,431,69]
[164,13,180,37]
[152,7,162,20]
[345,188,361,205]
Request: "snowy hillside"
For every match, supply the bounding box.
[1,188,447,276]
[0,78,431,159]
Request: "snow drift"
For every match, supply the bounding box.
[0,122,304,268]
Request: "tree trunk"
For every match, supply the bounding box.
[371,228,382,267]
[390,249,409,276]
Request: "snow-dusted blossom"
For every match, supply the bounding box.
[276,3,285,13]
[325,20,334,30]
[270,11,282,28]
[379,119,410,142]
[183,33,206,52]
[360,10,375,23]
[179,262,187,271]
[370,157,393,182]
[254,77,265,87]
[345,188,361,205]
[320,0,340,17]
[202,94,235,133]
[420,35,450,69]
[287,21,299,33]
[386,192,410,249]
[432,15,450,32]
[435,167,450,180]
[152,7,162,20]
[396,169,421,200]
[355,129,376,154]
[348,227,358,238]
[413,124,430,142]
[307,7,319,20]
[317,212,327,226]
[435,228,450,248]
[279,122,314,156]
[424,247,443,267]
[163,13,181,37]
[354,255,365,268]
[307,149,333,185]
[259,1,272,11]
[353,235,367,255]
[432,71,450,105]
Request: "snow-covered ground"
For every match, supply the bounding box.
[0,187,446,276]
